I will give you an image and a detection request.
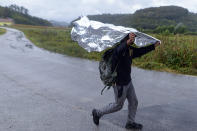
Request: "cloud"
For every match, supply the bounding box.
[0,0,197,22]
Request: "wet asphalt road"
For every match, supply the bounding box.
[0,27,197,131]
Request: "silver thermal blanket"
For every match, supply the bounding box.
[71,16,160,52]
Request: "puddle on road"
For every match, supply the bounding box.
[1,27,38,53]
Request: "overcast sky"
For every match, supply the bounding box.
[0,0,197,23]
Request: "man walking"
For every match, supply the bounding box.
[92,33,160,130]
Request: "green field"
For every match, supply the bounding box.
[0,28,6,35]
[12,24,197,76]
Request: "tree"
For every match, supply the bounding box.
[2,7,11,18]
[8,4,29,15]
[175,26,187,34]
[24,8,29,15]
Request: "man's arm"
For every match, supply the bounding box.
[115,33,136,57]
[131,44,155,59]
[125,33,160,59]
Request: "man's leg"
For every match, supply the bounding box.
[127,81,138,123]
[125,81,143,130]
[97,85,128,117]
[92,85,128,125]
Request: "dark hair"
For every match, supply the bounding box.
[120,34,129,43]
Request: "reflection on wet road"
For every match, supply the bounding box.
[0,27,197,131]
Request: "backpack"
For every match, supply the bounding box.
[99,45,119,95]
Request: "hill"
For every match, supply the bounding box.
[50,20,69,27]
[0,4,51,26]
[87,6,197,32]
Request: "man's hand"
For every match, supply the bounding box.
[127,33,136,46]
[154,41,161,47]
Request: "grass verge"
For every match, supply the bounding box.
[12,24,197,76]
[0,28,6,35]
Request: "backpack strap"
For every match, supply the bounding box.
[101,86,112,95]
[101,86,107,95]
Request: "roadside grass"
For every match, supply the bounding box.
[12,24,197,76]
[134,34,197,75]
[0,28,6,35]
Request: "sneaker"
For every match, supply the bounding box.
[125,122,143,130]
[92,109,100,125]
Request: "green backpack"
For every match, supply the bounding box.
[99,45,119,95]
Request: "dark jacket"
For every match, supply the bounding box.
[112,41,155,86]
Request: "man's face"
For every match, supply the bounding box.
[127,33,136,45]
[129,33,136,39]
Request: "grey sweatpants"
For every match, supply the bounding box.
[97,80,138,123]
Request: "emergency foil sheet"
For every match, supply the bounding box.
[71,16,160,52]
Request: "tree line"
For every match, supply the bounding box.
[9,4,29,15]
[0,4,51,26]
[87,6,197,33]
